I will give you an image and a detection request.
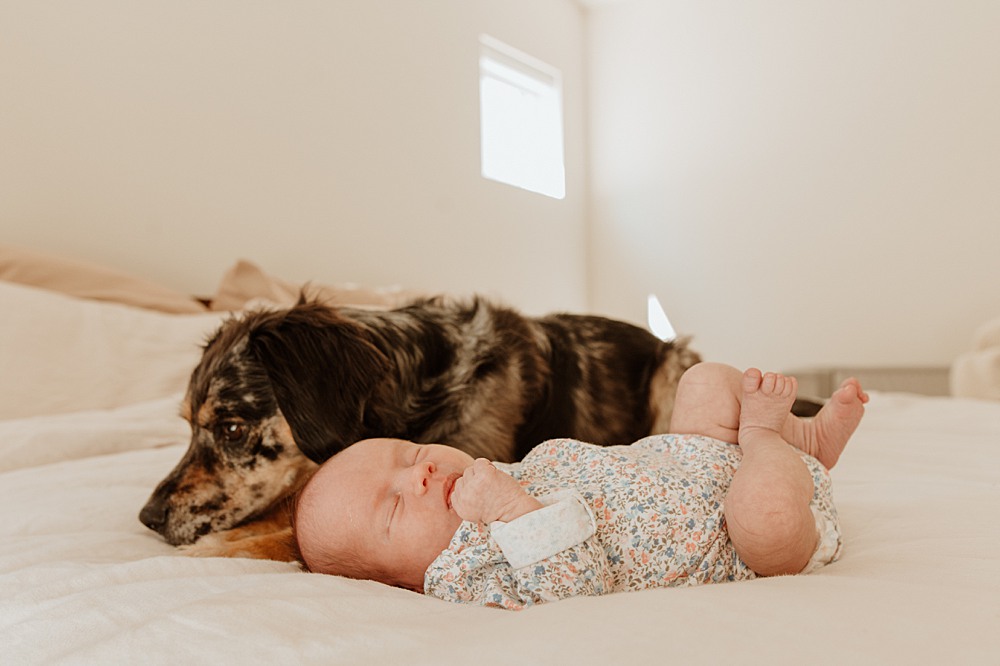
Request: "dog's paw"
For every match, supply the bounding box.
[177,533,230,558]
[177,527,301,562]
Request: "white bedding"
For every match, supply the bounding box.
[2,280,999,664]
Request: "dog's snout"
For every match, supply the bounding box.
[139,499,169,533]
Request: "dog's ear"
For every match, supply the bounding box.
[248,307,388,463]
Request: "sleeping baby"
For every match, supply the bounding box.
[292,362,868,610]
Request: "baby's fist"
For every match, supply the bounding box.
[450,459,541,524]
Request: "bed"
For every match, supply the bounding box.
[2,248,999,664]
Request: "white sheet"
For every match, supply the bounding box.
[2,392,999,665]
[2,280,999,664]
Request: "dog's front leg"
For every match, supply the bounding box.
[179,506,300,563]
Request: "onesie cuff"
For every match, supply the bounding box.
[489,490,596,570]
[801,504,843,574]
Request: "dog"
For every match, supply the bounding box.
[139,295,704,561]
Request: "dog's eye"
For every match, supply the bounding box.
[218,422,248,444]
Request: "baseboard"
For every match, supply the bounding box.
[787,366,951,399]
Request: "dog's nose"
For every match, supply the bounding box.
[139,499,169,533]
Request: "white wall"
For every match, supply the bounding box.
[587,0,1000,370]
[0,0,588,314]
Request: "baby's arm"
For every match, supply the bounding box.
[426,486,609,609]
[431,459,611,609]
[450,458,542,524]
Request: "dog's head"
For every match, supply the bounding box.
[139,303,387,545]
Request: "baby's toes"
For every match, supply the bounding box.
[761,372,777,394]
[742,368,763,394]
[780,375,796,399]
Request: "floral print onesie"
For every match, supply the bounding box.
[423,434,842,610]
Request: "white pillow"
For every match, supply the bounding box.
[0,281,228,420]
[950,348,1000,401]
[0,395,190,472]
[972,315,1000,351]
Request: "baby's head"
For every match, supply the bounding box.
[293,438,474,591]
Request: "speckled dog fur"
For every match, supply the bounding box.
[139,296,701,561]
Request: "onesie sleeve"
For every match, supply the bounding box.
[424,491,612,610]
[489,490,596,568]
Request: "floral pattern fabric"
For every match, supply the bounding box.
[423,435,841,610]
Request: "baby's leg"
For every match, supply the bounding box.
[725,369,819,576]
[668,362,743,443]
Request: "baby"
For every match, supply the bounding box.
[292,362,868,609]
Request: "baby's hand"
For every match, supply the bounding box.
[451,458,542,524]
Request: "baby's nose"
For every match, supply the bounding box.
[411,461,436,495]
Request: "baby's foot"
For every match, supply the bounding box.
[738,368,798,447]
[798,378,868,469]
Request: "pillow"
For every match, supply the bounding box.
[950,315,1000,401]
[0,281,228,420]
[951,349,1000,401]
[950,317,1000,400]
[210,259,420,311]
[0,395,189,472]
[0,243,207,314]
[972,315,1000,351]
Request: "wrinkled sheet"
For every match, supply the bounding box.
[2,393,999,665]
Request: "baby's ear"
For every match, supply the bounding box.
[249,304,388,463]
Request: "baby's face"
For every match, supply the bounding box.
[298,438,474,591]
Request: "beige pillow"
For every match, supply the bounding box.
[210,259,420,311]
[0,243,207,314]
